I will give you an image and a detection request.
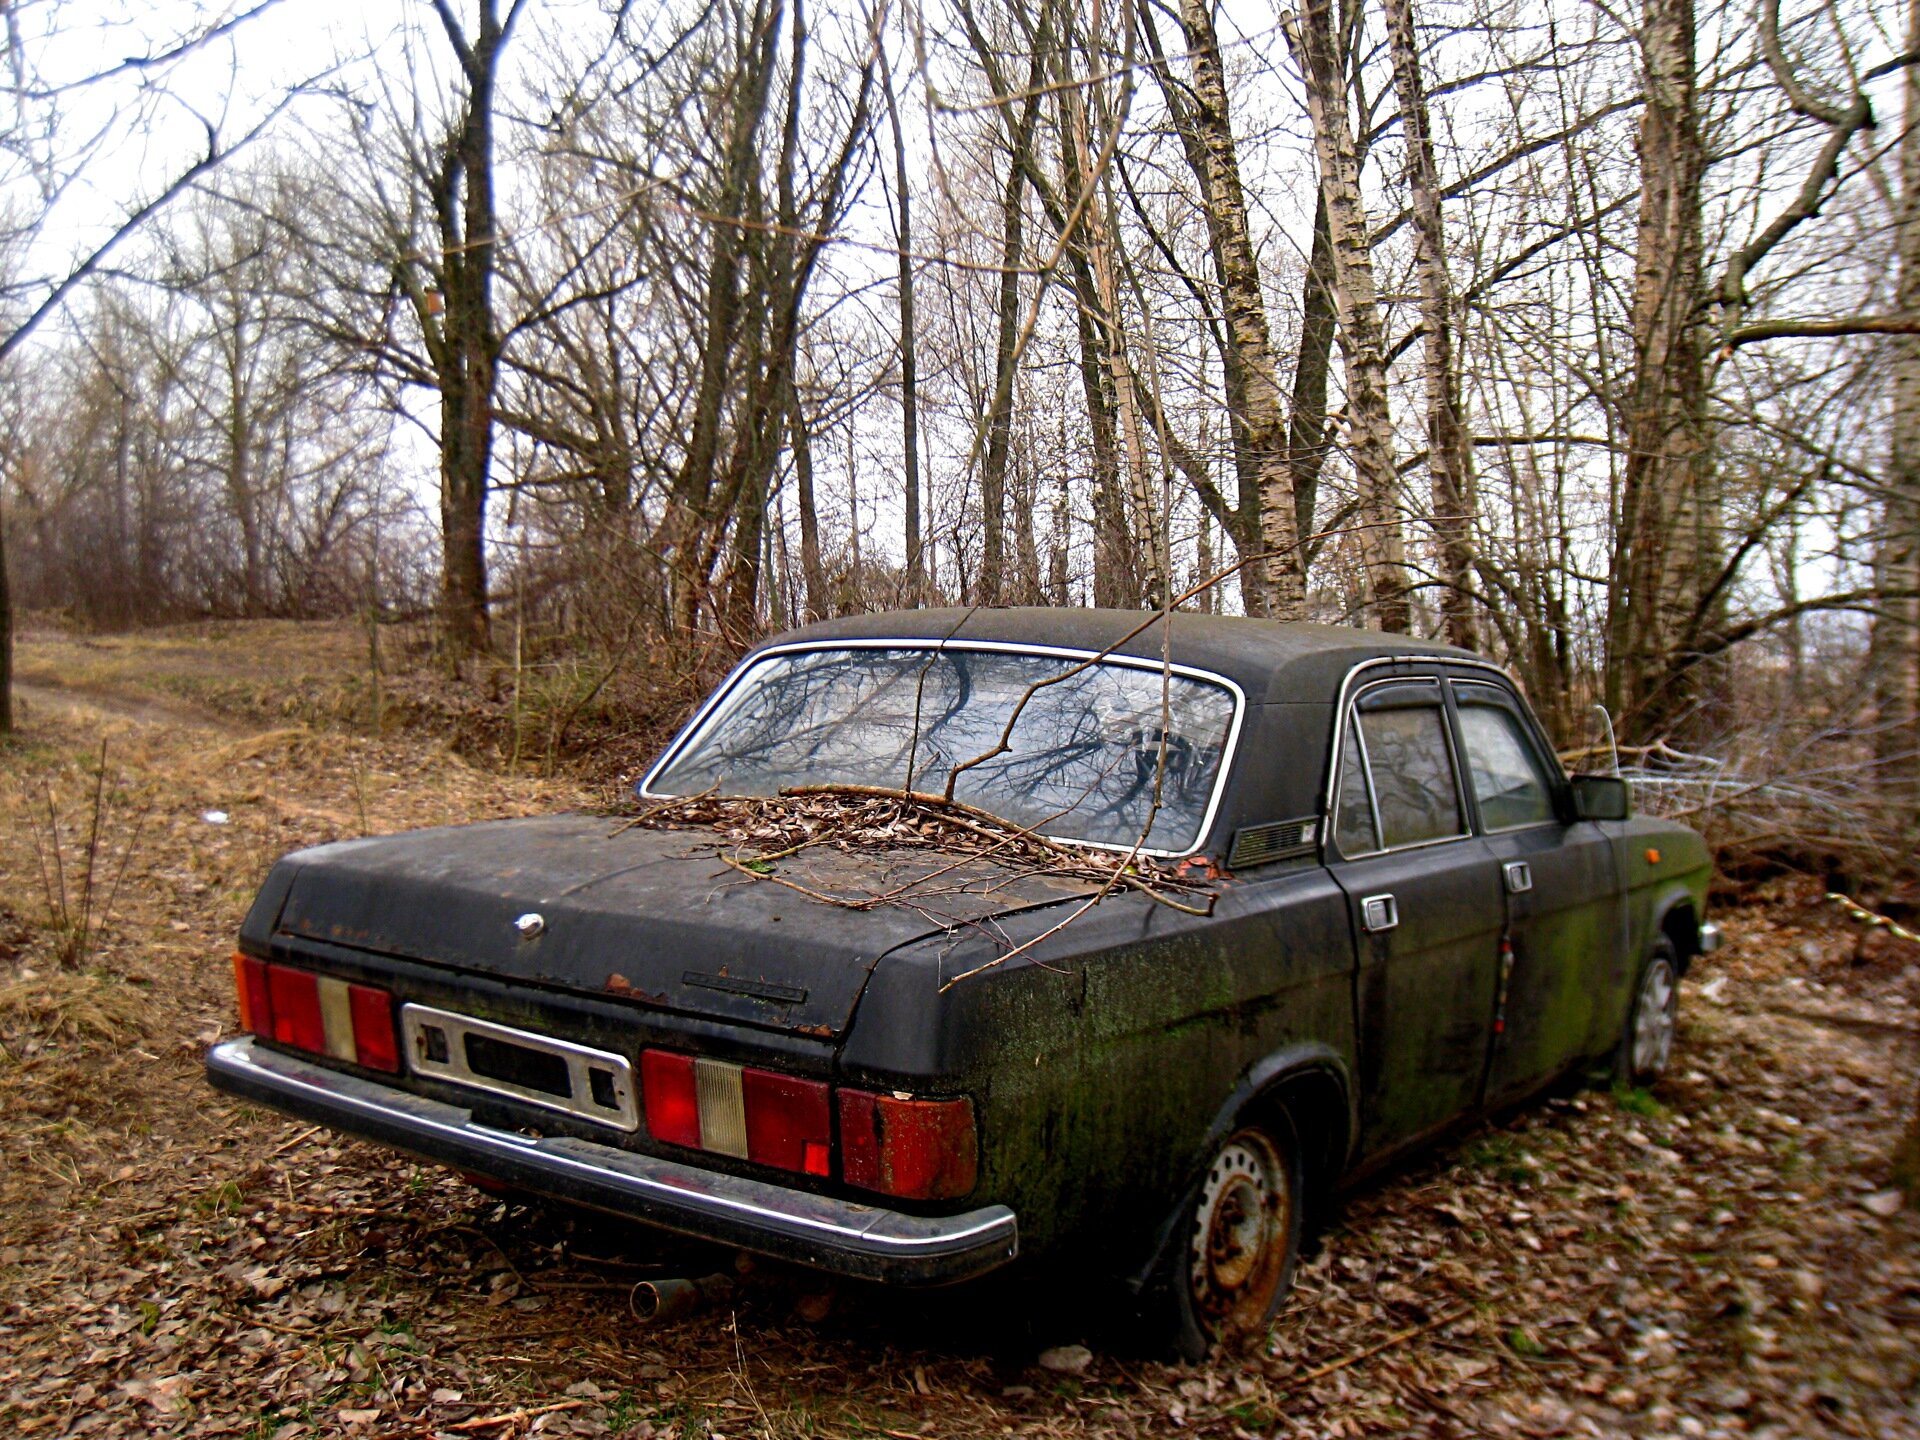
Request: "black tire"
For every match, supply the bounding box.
[1616,937,1680,1085]
[1157,1120,1304,1362]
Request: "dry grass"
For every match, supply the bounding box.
[12,616,686,783]
[0,969,151,1045]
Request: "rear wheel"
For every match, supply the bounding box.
[1162,1123,1302,1361]
[1618,938,1680,1084]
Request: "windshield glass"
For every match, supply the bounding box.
[647,646,1238,853]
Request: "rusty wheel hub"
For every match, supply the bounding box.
[1189,1130,1289,1334]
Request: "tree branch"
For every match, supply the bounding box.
[1727,313,1920,346]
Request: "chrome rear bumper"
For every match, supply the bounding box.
[206,1037,1016,1285]
[1699,920,1723,954]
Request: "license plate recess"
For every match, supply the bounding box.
[400,1003,638,1131]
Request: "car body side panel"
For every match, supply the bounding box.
[1480,820,1626,1101]
[838,864,1354,1270]
[1331,839,1505,1157]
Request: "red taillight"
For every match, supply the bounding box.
[348,983,400,1072]
[642,1049,835,1179]
[742,1067,832,1176]
[641,1046,976,1193]
[266,964,326,1053]
[641,1049,702,1148]
[231,955,398,1073]
[839,1089,978,1200]
[233,953,271,1034]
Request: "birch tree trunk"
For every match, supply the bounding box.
[1159,0,1307,619]
[1382,0,1477,650]
[1872,0,1920,852]
[1286,0,1410,633]
[1866,19,1917,1220]
[882,52,924,605]
[1611,0,1712,742]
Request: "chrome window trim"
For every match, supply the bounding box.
[1451,681,1565,835]
[637,636,1249,861]
[1349,709,1385,854]
[1323,656,1516,860]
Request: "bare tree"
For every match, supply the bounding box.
[880,48,925,604]
[0,1,305,730]
[1285,0,1410,632]
[1144,0,1307,619]
[420,0,521,663]
[976,31,1049,606]
[1382,0,1477,648]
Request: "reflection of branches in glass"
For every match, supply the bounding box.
[1359,708,1462,846]
[652,647,1234,851]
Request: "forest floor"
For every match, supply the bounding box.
[0,621,1916,1440]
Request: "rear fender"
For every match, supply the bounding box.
[1124,1042,1354,1294]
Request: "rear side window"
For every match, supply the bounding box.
[1456,693,1557,831]
[1355,687,1465,849]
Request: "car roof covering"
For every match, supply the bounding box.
[758,607,1478,706]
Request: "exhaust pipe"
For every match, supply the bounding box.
[629,1272,734,1325]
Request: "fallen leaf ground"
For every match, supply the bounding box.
[1,624,1915,1439]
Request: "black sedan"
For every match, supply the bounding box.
[207,608,1717,1356]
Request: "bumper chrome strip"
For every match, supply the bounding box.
[206,1037,1017,1284]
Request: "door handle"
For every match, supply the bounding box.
[1504,861,1533,894]
[1361,893,1399,932]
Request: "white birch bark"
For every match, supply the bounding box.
[1382,0,1477,649]
[1284,0,1410,633]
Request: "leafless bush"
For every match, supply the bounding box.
[1565,722,1918,887]
[21,741,147,970]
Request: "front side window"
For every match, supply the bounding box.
[1456,694,1557,831]
[645,646,1238,853]
[1354,689,1465,849]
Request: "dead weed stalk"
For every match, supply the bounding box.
[21,739,149,971]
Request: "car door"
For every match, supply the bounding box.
[1449,677,1627,1105]
[1326,675,1505,1158]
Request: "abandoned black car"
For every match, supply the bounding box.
[206,608,1718,1355]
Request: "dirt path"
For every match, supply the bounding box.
[1,670,1915,1439]
[12,679,250,735]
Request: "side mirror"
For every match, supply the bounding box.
[1571,774,1631,822]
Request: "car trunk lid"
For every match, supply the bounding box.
[270,814,1098,1037]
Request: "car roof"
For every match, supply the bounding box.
[756,607,1480,706]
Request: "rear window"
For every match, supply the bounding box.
[645,645,1239,854]
[1352,685,1466,849]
